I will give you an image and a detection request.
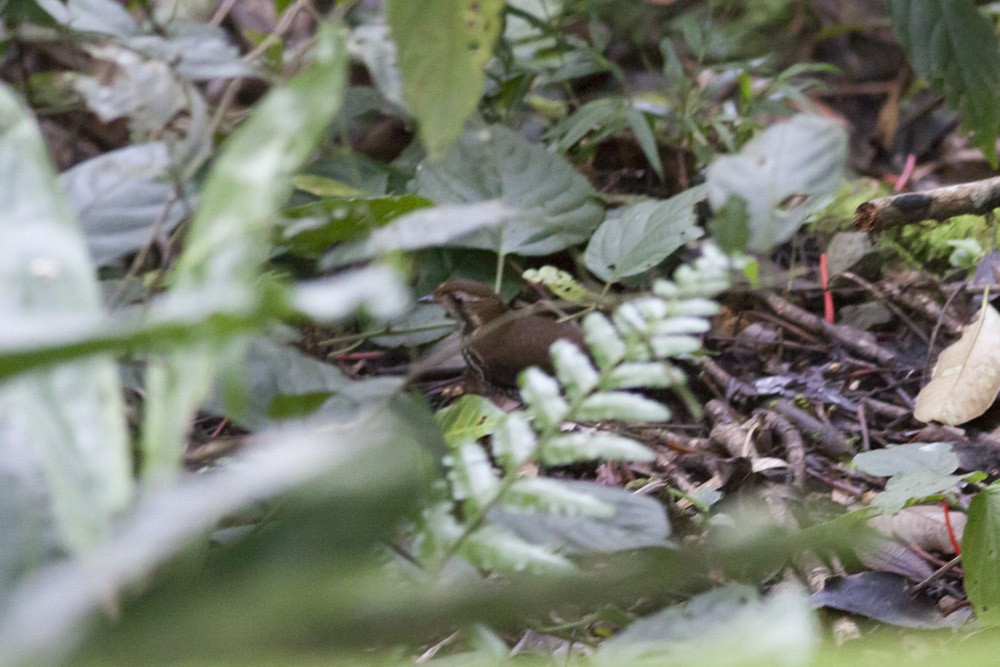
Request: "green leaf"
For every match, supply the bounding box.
[280,194,433,258]
[492,414,538,472]
[584,186,706,282]
[204,337,405,433]
[504,478,615,517]
[489,480,671,553]
[387,0,504,158]
[605,362,686,390]
[625,106,665,182]
[706,114,847,252]
[963,485,1000,625]
[707,194,751,254]
[59,142,192,267]
[889,0,1000,165]
[0,82,132,557]
[446,441,501,511]
[853,443,959,477]
[551,339,599,399]
[321,200,513,268]
[541,432,655,466]
[595,585,816,666]
[522,266,602,306]
[577,392,671,422]
[434,395,506,447]
[141,24,349,483]
[460,524,575,574]
[415,125,603,256]
[870,471,963,514]
[0,400,434,664]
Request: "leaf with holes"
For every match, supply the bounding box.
[706,115,847,252]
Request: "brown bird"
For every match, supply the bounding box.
[432,280,587,391]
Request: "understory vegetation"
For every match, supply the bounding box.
[6,0,1000,664]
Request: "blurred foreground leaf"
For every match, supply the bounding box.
[387,0,504,158]
[0,83,132,567]
[141,24,349,483]
[0,394,441,665]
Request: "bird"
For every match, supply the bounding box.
[431,280,587,392]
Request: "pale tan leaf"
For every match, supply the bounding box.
[914,303,1000,424]
[868,505,966,554]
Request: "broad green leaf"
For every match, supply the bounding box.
[59,142,192,267]
[585,185,706,282]
[371,303,454,348]
[387,0,503,158]
[279,194,433,258]
[0,401,434,664]
[963,485,1000,625]
[204,337,405,433]
[889,0,1000,164]
[706,114,847,252]
[290,266,410,322]
[871,471,963,514]
[489,480,671,553]
[321,200,512,268]
[853,443,959,477]
[540,433,655,466]
[415,125,603,256]
[0,83,132,557]
[707,194,751,254]
[595,585,816,666]
[434,395,506,447]
[142,24,348,484]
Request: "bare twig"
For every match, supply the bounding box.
[765,293,896,366]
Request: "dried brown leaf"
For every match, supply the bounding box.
[914,303,1000,425]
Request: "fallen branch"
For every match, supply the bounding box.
[854,176,1000,232]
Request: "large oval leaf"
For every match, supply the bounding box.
[706,114,847,252]
[585,185,706,282]
[59,142,192,267]
[387,0,504,158]
[415,125,603,256]
[0,83,133,560]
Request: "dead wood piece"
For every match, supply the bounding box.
[760,410,806,488]
[705,397,742,426]
[861,396,910,420]
[710,422,752,458]
[701,358,756,399]
[854,176,1000,232]
[765,293,896,366]
[770,399,851,458]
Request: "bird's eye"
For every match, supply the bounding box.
[449,293,464,305]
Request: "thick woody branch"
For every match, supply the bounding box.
[854,176,1000,232]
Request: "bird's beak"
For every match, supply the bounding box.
[417,293,435,304]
